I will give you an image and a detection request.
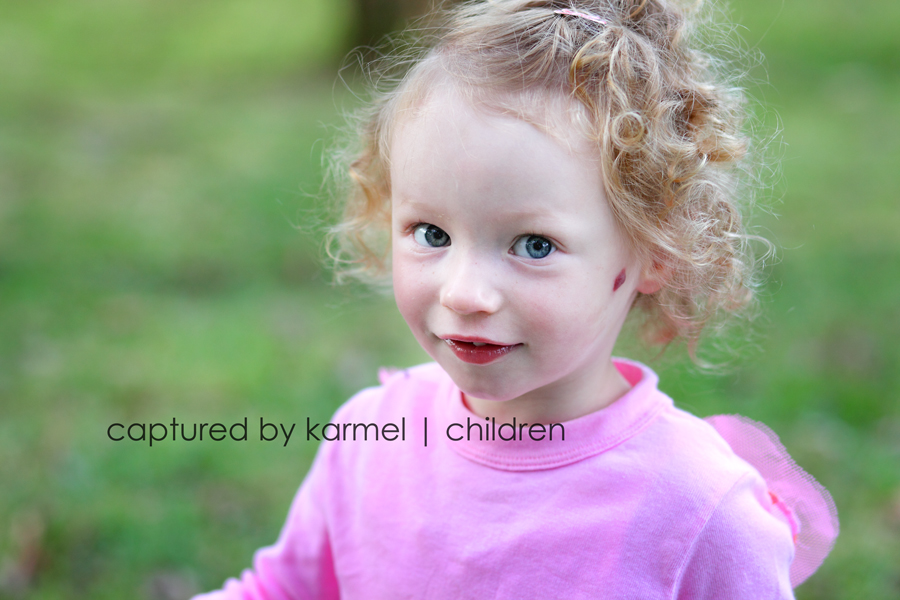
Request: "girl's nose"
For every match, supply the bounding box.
[439,256,503,316]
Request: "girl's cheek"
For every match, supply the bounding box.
[514,283,565,327]
[392,256,430,320]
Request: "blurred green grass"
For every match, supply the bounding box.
[1,0,897,598]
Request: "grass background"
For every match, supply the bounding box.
[0,0,897,598]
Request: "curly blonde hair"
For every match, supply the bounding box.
[327,0,773,360]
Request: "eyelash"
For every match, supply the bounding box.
[410,223,556,260]
[412,223,450,248]
[511,234,555,259]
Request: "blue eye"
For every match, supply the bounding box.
[512,235,555,259]
[413,224,450,248]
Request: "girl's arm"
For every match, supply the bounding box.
[192,448,339,600]
[675,472,796,599]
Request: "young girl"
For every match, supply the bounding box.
[195,1,838,597]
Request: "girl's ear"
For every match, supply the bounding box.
[635,261,665,295]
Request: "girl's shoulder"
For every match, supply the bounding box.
[702,414,840,587]
[643,406,838,588]
[638,405,779,522]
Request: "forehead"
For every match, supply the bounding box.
[390,85,601,191]
[389,85,618,238]
[390,88,584,194]
[391,80,595,160]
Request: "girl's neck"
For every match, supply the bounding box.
[462,359,633,424]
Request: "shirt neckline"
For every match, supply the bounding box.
[439,359,671,471]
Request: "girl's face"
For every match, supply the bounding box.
[390,88,658,423]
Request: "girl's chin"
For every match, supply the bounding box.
[442,369,526,404]
[428,346,546,403]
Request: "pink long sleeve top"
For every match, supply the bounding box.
[194,360,821,599]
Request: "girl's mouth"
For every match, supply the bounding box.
[443,338,520,365]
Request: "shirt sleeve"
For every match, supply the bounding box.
[675,471,796,600]
[191,446,339,600]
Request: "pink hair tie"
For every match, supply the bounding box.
[553,8,608,25]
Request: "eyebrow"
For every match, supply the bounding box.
[395,202,570,235]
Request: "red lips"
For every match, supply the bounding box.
[443,338,520,365]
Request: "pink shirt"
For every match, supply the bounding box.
[195,360,798,599]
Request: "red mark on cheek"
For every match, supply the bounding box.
[613,269,626,291]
